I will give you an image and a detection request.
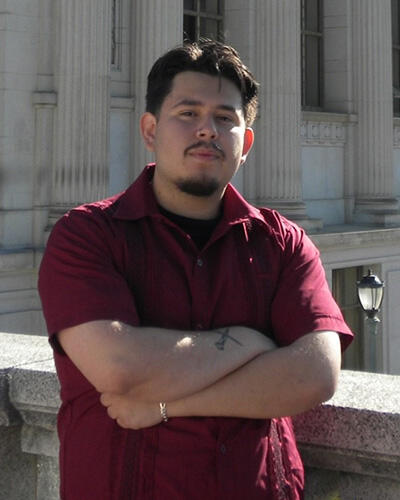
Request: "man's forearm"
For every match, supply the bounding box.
[167,331,341,419]
[59,320,276,401]
[113,324,277,401]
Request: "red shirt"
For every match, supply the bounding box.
[39,165,352,500]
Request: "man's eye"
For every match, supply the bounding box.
[218,115,233,123]
[180,111,195,117]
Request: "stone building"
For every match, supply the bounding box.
[1,0,400,373]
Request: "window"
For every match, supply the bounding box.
[332,267,365,370]
[301,0,323,109]
[111,0,122,70]
[392,0,400,115]
[332,265,382,372]
[183,0,224,42]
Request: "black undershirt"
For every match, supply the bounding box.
[158,206,221,250]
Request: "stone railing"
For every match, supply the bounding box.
[0,332,59,500]
[293,371,400,499]
[1,331,400,500]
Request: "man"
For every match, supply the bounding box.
[39,40,353,499]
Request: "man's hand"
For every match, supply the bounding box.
[100,392,163,429]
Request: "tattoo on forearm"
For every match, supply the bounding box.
[214,328,243,351]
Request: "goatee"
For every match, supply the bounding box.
[176,178,219,197]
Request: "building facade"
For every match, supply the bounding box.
[0,0,399,373]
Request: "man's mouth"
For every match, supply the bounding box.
[185,142,225,160]
[189,149,220,160]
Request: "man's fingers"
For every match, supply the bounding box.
[100,393,111,407]
[116,417,129,429]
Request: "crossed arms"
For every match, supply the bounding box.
[58,321,341,429]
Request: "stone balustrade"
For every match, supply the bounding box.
[1,331,399,500]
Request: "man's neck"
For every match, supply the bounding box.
[152,179,225,220]
[158,205,221,249]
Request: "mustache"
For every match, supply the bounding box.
[184,141,225,159]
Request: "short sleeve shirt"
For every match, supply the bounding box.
[39,165,353,500]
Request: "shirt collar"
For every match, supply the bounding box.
[113,163,267,227]
[221,183,266,227]
[113,164,160,221]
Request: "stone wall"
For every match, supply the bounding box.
[1,331,399,500]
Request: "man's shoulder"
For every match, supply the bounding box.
[249,205,304,239]
[70,191,125,218]
[240,203,319,261]
[225,184,303,239]
[48,191,129,247]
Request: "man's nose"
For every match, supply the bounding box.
[196,116,218,140]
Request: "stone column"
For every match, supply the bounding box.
[352,0,400,226]
[33,0,56,246]
[245,0,321,231]
[33,92,57,246]
[131,0,183,179]
[51,0,111,215]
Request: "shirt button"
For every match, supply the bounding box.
[196,258,204,267]
[220,444,227,454]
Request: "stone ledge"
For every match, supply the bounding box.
[1,332,400,498]
[0,332,55,426]
[310,226,400,251]
[0,333,54,376]
[298,443,400,482]
[293,370,400,482]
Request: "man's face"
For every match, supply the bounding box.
[141,71,254,215]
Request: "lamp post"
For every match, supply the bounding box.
[357,270,384,372]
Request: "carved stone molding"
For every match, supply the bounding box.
[301,121,346,146]
[301,113,357,147]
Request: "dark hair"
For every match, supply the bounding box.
[145,39,259,126]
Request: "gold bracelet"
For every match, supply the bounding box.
[159,402,168,422]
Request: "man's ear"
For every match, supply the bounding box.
[140,112,157,152]
[240,127,255,164]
